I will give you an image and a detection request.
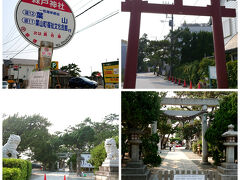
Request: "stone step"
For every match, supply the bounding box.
[217,172,237,180]
[122,170,150,180]
[217,166,237,175]
[122,165,147,174]
[126,161,144,168]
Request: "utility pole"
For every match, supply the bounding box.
[169,14,173,77]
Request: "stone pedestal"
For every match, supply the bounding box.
[217,163,237,180]
[95,166,119,180]
[122,160,150,180]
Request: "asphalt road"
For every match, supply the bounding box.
[136,72,186,89]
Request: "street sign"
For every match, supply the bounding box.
[209,66,217,79]
[15,0,75,49]
[102,61,119,89]
[174,175,205,180]
[51,61,59,70]
[28,70,50,89]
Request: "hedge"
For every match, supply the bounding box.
[3,158,32,180]
[3,167,21,180]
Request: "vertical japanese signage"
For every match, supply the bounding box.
[15,0,75,49]
[102,61,119,89]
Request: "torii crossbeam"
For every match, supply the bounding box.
[122,0,236,89]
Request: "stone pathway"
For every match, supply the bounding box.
[150,147,216,180]
[158,148,199,171]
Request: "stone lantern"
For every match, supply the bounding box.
[122,129,150,180]
[222,124,237,163]
[217,124,237,180]
[128,130,142,162]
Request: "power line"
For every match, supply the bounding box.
[75,0,104,18]
[11,44,31,59]
[73,0,95,13]
[75,10,119,34]
[4,24,16,42]
[3,35,21,45]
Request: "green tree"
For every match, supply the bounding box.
[2,114,59,170]
[205,92,237,165]
[122,91,162,166]
[60,63,81,77]
[89,136,119,170]
[138,33,149,72]
[122,91,161,130]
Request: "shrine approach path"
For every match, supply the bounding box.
[136,72,185,89]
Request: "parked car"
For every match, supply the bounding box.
[69,77,98,89]
[2,81,8,89]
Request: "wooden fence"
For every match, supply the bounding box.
[158,170,218,180]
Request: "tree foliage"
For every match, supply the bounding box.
[2,114,58,170]
[205,92,237,165]
[122,91,161,131]
[60,63,81,77]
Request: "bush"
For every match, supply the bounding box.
[226,60,237,88]
[88,142,106,170]
[26,161,32,180]
[89,136,119,171]
[3,167,22,180]
[192,142,197,153]
[3,158,31,180]
[142,133,162,166]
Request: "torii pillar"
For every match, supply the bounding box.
[122,0,236,89]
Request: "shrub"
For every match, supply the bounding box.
[226,60,237,88]
[192,142,197,153]
[142,133,162,166]
[26,161,32,180]
[88,142,106,170]
[3,158,29,179]
[3,167,21,180]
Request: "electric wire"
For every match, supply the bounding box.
[73,0,95,14]
[75,10,119,34]
[3,35,21,45]
[4,24,16,42]
[75,0,104,18]
[11,44,31,59]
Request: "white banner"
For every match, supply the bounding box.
[27,70,50,89]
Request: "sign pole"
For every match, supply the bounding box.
[38,41,53,70]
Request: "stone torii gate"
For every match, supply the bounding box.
[122,0,236,89]
[152,98,220,164]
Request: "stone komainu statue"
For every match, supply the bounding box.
[3,134,21,159]
[105,138,118,161]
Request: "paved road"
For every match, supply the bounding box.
[136,73,185,89]
[150,147,216,180]
[30,170,94,180]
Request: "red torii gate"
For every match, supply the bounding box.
[122,0,236,89]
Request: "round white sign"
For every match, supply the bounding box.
[15,0,75,49]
